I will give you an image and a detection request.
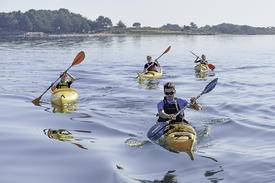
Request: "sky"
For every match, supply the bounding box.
[1,0,275,28]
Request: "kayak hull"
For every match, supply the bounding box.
[137,69,163,80]
[160,123,196,159]
[195,64,208,72]
[51,88,78,106]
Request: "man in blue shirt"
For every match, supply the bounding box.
[157,82,202,123]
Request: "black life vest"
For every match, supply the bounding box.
[158,97,184,123]
[56,81,70,89]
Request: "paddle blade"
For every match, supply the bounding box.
[32,95,42,106]
[208,64,215,71]
[147,122,167,141]
[72,51,85,66]
[163,46,171,54]
[202,78,218,94]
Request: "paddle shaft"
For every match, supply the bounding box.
[190,51,215,71]
[145,46,171,72]
[147,78,218,140]
[39,65,73,97]
[32,51,85,105]
[172,78,218,119]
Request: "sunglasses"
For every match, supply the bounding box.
[165,91,175,95]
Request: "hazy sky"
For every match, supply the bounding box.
[1,0,275,27]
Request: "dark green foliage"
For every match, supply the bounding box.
[198,23,275,35]
[161,24,181,30]
[132,22,141,28]
[117,20,126,28]
[0,9,113,34]
[1,9,275,35]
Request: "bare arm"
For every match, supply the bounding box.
[189,97,202,111]
[66,72,75,83]
[51,82,56,91]
[194,56,200,63]
[155,60,160,67]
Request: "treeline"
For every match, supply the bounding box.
[0,8,113,33]
[1,8,275,35]
[161,22,275,35]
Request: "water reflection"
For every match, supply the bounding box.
[135,170,179,183]
[52,103,78,113]
[195,71,216,79]
[43,129,92,150]
[44,129,74,141]
[138,79,160,90]
[204,165,224,183]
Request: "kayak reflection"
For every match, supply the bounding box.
[138,80,160,90]
[195,71,216,79]
[51,103,78,113]
[43,129,92,150]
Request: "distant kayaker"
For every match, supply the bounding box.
[157,82,202,124]
[51,72,75,91]
[144,56,160,72]
[194,54,208,65]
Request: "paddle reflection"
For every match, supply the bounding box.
[43,129,92,150]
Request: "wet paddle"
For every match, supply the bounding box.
[190,51,215,71]
[147,78,218,141]
[32,51,85,106]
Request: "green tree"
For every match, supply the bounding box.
[161,24,181,30]
[190,22,198,30]
[117,20,126,28]
[132,22,141,28]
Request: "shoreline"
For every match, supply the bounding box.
[1,31,275,38]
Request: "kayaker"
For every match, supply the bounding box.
[143,56,160,72]
[51,72,75,91]
[157,82,202,124]
[194,54,208,65]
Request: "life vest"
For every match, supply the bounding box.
[56,80,70,89]
[147,62,158,72]
[158,97,184,123]
[200,59,208,65]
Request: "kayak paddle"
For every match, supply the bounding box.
[145,46,171,72]
[32,51,85,106]
[147,78,218,141]
[156,45,171,60]
[189,51,215,71]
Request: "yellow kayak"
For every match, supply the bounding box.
[137,69,163,80]
[160,123,196,160]
[51,88,78,106]
[194,64,208,72]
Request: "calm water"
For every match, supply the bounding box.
[0,35,275,183]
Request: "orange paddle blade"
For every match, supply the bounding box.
[72,51,85,66]
[208,64,215,71]
[32,95,42,106]
[164,46,171,54]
